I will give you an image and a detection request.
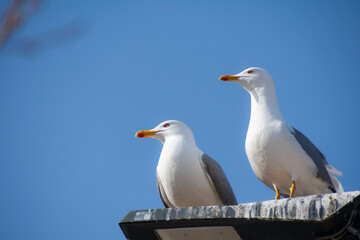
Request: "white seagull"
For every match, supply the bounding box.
[135,120,237,207]
[219,67,343,199]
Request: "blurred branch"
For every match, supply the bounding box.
[0,0,86,57]
[11,19,86,57]
[0,0,41,48]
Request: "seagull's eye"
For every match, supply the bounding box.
[163,123,170,128]
[247,70,254,74]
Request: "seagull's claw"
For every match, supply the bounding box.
[275,189,281,200]
[290,181,296,198]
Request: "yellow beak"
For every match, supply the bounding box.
[219,75,240,81]
[135,130,159,138]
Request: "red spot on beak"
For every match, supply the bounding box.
[222,77,228,81]
[138,133,145,138]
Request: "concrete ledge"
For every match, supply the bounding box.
[120,191,360,240]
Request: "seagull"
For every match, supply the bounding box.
[219,67,343,199]
[135,120,238,207]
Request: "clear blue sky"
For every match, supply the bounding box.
[1,1,359,239]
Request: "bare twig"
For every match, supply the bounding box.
[0,0,41,48]
[12,19,86,57]
[0,0,86,57]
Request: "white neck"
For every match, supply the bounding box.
[159,135,199,167]
[249,84,285,124]
[163,133,196,146]
[161,134,198,157]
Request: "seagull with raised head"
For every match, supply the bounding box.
[219,67,343,199]
[135,120,238,207]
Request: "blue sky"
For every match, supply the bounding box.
[0,0,359,239]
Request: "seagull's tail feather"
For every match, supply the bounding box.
[326,165,344,193]
[326,165,342,176]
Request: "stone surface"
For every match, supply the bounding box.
[120,191,360,240]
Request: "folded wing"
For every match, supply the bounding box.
[200,153,238,205]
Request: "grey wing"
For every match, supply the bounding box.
[200,153,238,205]
[156,170,174,208]
[290,127,336,192]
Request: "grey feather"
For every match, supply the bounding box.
[290,127,336,192]
[200,153,238,205]
[156,170,174,208]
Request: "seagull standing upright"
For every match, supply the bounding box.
[219,67,343,199]
[136,120,237,207]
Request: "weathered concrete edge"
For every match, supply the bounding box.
[121,191,360,223]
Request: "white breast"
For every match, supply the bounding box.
[246,119,332,196]
[157,139,222,207]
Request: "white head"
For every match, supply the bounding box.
[219,67,275,97]
[135,120,195,144]
[219,67,283,119]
